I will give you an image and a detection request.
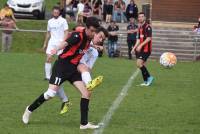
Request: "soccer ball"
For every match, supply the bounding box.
[160,52,177,68]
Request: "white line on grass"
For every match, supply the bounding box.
[93,69,140,134]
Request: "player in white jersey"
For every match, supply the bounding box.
[43,6,68,80]
[59,26,109,114]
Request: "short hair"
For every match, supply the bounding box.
[52,6,60,12]
[97,26,109,38]
[138,12,145,16]
[85,16,100,29]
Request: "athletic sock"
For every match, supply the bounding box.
[28,93,46,112]
[81,72,92,85]
[140,66,150,81]
[80,98,89,125]
[45,63,52,79]
[57,86,68,102]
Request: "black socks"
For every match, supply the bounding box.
[140,66,150,82]
[80,98,89,125]
[28,93,46,112]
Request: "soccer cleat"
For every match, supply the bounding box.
[86,76,103,91]
[140,81,148,86]
[80,122,100,129]
[22,106,32,124]
[60,101,72,114]
[146,76,154,86]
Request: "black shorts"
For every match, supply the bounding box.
[49,59,82,86]
[135,52,151,62]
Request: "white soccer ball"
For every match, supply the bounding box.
[160,52,177,68]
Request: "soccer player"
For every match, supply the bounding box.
[60,26,109,114]
[43,6,68,81]
[22,16,101,129]
[131,12,154,86]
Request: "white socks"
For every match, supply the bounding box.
[45,63,52,79]
[57,87,68,102]
[81,72,92,85]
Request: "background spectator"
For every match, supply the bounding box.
[82,0,92,23]
[107,20,119,57]
[105,0,113,23]
[193,17,200,34]
[102,0,108,21]
[92,0,102,19]
[0,15,18,52]
[0,3,16,22]
[76,0,85,24]
[126,0,138,21]
[113,0,127,23]
[72,0,79,20]
[127,17,138,59]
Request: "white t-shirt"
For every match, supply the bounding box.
[47,16,68,44]
[80,42,99,69]
[77,3,84,13]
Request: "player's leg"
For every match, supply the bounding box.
[77,64,103,91]
[44,54,53,80]
[73,81,99,129]
[57,86,72,114]
[22,84,59,124]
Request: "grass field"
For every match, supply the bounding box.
[0,53,200,134]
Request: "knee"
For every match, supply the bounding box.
[82,90,91,99]
[46,56,53,63]
[44,89,57,100]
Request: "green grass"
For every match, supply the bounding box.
[0,20,76,52]
[0,53,200,134]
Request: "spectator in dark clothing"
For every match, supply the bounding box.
[105,0,113,23]
[193,17,200,34]
[127,17,138,59]
[126,0,138,21]
[107,20,119,57]
[102,0,108,21]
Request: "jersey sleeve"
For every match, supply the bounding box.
[66,32,81,46]
[63,19,69,31]
[47,21,50,31]
[146,26,152,37]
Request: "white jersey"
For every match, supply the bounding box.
[77,3,84,13]
[46,16,68,55]
[80,42,99,69]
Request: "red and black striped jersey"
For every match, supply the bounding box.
[138,22,152,53]
[59,27,90,65]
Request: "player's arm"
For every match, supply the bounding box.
[43,31,51,50]
[51,32,81,55]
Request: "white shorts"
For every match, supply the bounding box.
[46,41,63,55]
[80,47,99,69]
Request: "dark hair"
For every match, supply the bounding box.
[52,6,61,12]
[97,26,109,38]
[138,12,145,16]
[85,16,100,29]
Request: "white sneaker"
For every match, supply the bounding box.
[80,122,99,129]
[140,82,148,86]
[22,106,32,124]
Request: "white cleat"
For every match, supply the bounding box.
[80,122,100,129]
[140,82,148,86]
[22,106,32,124]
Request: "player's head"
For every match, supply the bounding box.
[52,6,60,19]
[85,16,101,40]
[138,12,146,24]
[93,26,109,45]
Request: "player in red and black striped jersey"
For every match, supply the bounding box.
[22,17,101,129]
[132,12,154,86]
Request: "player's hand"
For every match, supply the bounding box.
[50,48,57,55]
[131,46,136,54]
